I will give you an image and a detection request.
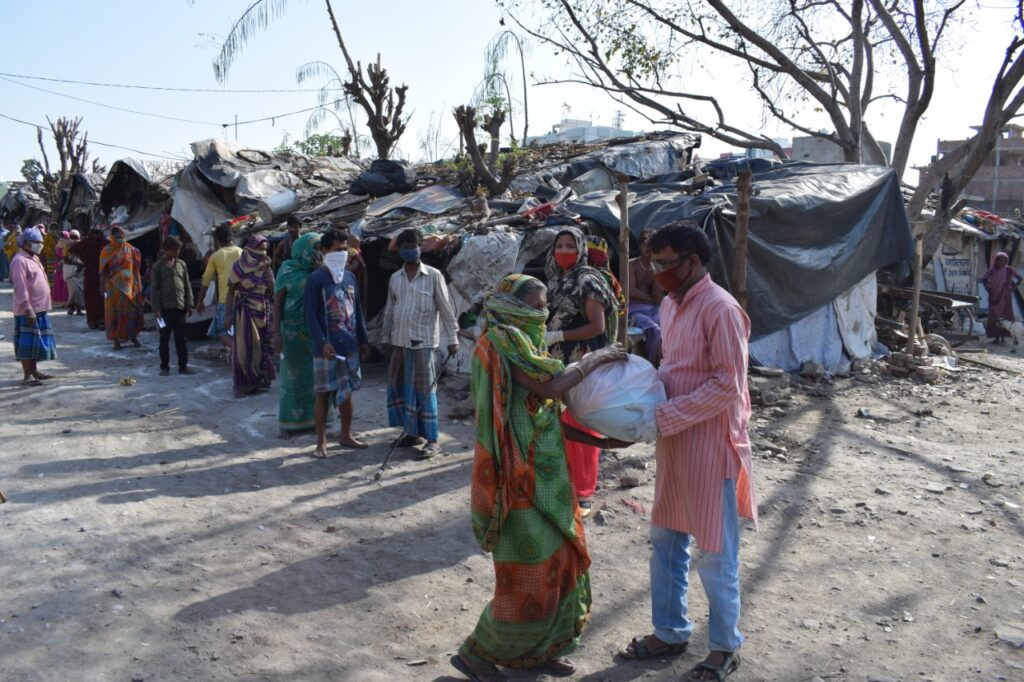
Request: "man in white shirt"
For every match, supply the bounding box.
[381,228,459,459]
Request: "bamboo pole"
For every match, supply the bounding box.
[615,173,631,346]
[733,167,753,310]
[906,234,924,355]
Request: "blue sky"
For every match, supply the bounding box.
[0,1,1020,181]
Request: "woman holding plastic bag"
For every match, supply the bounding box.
[452,274,628,682]
[544,227,620,514]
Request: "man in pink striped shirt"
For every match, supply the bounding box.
[620,221,757,682]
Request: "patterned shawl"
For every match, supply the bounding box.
[231,235,274,314]
[585,235,626,312]
[99,234,139,298]
[274,232,321,323]
[545,226,619,344]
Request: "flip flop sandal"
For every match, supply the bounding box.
[542,658,576,677]
[687,651,741,681]
[619,634,688,660]
[20,379,43,387]
[33,373,54,380]
[415,443,440,460]
[450,654,506,682]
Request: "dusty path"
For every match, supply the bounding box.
[1,283,1022,681]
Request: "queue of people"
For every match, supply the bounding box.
[8,215,756,681]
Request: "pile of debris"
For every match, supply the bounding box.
[884,349,944,383]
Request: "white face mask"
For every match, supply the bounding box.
[28,241,44,254]
[324,250,348,284]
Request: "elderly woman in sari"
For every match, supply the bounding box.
[544,226,620,515]
[451,274,628,682]
[273,232,322,436]
[983,251,1021,343]
[226,235,277,397]
[100,225,144,350]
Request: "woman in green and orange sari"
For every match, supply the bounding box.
[99,226,144,350]
[452,274,628,682]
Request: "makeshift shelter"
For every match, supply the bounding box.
[926,207,1024,322]
[567,163,916,372]
[58,172,105,233]
[0,184,50,227]
[171,139,363,252]
[99,159,171,241]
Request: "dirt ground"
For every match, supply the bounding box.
[1,282,1023,682]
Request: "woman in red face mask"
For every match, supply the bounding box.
[544,226,619,515]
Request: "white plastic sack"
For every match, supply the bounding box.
[564,355,666,443]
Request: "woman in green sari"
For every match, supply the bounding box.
[452,274,629,682]
[273,232,322,437]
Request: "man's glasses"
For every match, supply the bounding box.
[651,252,692,272]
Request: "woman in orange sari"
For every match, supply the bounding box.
[99,226,144,349]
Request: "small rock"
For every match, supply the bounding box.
[856,407,873,419]
[829,507,848,514]
[406,660,428,667]
[593,510,612,526]
[990,558,1011,568]
[867,676,900,682]
[995,623,1024,648]
[231,631,245,641]
[801,618,820,629]
[325,525,338,533]
[975,595,988,604]
[901,611,914,623]
[874,487,892,496]
[922,481,948,494]
[800,361,825,380]
[131,675,145,682]
[982,472,1004,488]
[618,476,641,489]
[111,589,124,599]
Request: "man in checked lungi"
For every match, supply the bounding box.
[380,228,459,460]
[10,226,58,386]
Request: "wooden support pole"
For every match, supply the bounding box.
[615,173,631,346]
[906,234,924,355]
[733,167,753,310]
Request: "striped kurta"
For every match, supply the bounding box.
[653,275,758,553]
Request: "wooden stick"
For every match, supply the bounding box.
[615,172,631,346]
[906,235,924,355]
[733,168,753,310]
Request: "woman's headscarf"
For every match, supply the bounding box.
[483,274,564,381]
[585,234,626,310]
[275,232,321,322]
[235,235,270,278]
[545,226,618,340]
[984,251,1018,295]
[16,226,42,248]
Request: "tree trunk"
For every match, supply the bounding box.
[733,168,752,310]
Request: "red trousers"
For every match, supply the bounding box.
[562,410,600,499]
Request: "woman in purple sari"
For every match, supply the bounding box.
[983,251,1021,343]
[226,235,277,397]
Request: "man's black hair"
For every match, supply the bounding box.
[162,235,182,251]
[396,228,423,247]
[320,228,349,252]
[213,224,232,245]
[648,220,711,266]
[638,228,656,245]
[286,215,301,228]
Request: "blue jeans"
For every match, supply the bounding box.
[650,479,744,652]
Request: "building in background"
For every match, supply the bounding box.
[527,115,641,146]
[791,136,892,165]
[937,124,1024,215]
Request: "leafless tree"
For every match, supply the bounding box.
[504,0,1024,258]
[454,105,516,196]
[212,0,410,159]
[28,116,106,215]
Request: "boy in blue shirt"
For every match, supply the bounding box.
[304,228,369,459]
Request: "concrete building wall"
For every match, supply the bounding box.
[938,125,1024,216]
[791,136,892,165]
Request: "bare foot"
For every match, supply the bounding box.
[339,435,368,450]
[312,444,329,459]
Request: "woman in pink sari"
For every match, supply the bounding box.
[50,231,71,306]
[983,251,1021,342]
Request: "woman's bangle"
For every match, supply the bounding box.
[569,365,586,381]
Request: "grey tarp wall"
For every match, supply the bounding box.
[100,159,171,240]
[568,163,915,340]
